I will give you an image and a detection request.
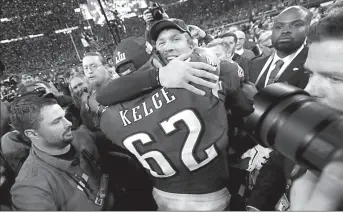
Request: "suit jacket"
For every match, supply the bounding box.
[249,47,309,90]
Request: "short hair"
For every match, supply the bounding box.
[307,12,343,44]
[18,81,51,95]
[68,73,89,108]
[83,52,107,65]
[10,95,58,134]
[207,39,231,54]
[219,32,238,43]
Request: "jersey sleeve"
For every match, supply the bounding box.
[219,60,241,95]
[219,61,254,117]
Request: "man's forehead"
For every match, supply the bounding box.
[83,55,101,64]
[305,40,343,75]
[234,31,245,38]
[275,7,310,23]
[41,104,63,121]
[158,28,183,39]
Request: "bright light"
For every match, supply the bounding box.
[28,34,44,38]
[55,26,79,34]
[0,18,11,22]
[74,8,81,12]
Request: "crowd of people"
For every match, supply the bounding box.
[1,0,343,211]
[1,0,315,78]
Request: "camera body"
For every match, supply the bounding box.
[149,2,164,21]
[246,83,343,173]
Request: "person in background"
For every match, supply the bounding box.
[206,39,245,83]
[68,73,89,108]
[66,74,90,129]
[257,30,274,57]
[82,52,113,92]
[20,73,34,86]
[9,95,115,210]
[234,30,256,60]
[219,32,250,82]
[249,6,312,90]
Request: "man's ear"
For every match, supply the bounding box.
[24,129,39,140]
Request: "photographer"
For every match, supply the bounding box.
[143,2,169,42]
[143,3,213,45]
[247,12,343,211]
[290,12,343,211]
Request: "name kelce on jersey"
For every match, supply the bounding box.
[119,87,177,127]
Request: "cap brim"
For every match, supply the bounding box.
[150,20,188,41]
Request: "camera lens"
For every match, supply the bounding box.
[247,83,343,172]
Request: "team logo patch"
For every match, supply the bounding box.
[115,51,126,64]
[237,67,244,78]
[145,41,153,55]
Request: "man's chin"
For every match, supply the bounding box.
[63,133,73,143]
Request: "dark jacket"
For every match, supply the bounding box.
[249,47,309,91]
[11,125,115,211]
[1,131,31,174]
[232,53,251,83]
[246,151,306,210]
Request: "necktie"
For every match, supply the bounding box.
[267,60,284,86]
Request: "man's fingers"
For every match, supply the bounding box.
[290,171,318,211]
[187,75,217,89]
[182,82,206,96]
[176,52,193,61]
[188,62,217,72]
[189,67,219,81]
[143,9,150,15]
[304,162,343,211]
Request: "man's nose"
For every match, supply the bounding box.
[280,25,292,34]
[164,41,174,52]
[63,117,72,128]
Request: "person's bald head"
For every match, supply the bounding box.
[272,6,312,57]
[234,30,246,50]
[275,6,312,25]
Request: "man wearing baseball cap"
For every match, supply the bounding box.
[90,20,253,210]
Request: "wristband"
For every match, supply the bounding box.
[155,68,160,86]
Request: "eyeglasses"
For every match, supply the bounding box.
[83,64,103,71]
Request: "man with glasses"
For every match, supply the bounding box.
[82,52,113,92]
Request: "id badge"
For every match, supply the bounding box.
[275,194,290,211]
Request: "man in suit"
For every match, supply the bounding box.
[249,6,312,90]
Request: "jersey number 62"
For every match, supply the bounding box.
[123,109,219,178]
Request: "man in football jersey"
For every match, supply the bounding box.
[82,19,252,211]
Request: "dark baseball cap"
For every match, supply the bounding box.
[113,37,153,76]
[150,18,191,41]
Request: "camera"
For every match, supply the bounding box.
[246,83,343,173]
[149,2,164,21]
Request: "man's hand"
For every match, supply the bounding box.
[188,25,207,39]
[159,53,219,96]
[143,9,154,27]
[290,161,343,211]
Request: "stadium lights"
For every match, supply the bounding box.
[55,27,79,34]
[28,34,44,38]
[0,18,11,22]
